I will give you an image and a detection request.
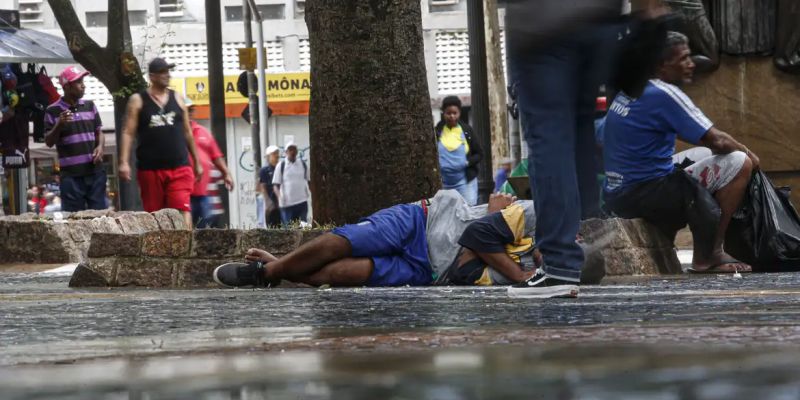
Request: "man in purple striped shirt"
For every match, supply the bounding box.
[44,66,107,212]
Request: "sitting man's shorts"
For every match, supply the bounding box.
[677,149,748,194]
[332,204,433,287]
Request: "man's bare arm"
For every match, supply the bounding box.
[460,248,533,283]
[699,127,760,169]
[118,94,142,181]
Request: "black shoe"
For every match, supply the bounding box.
[508,270,579,299]
[213,261,267,288]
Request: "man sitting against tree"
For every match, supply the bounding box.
[213,190,553,293]
[603,31,759,273]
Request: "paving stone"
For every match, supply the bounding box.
[68,260,117,287]
[581,218,674,250]
[67,220,95,243]
[176,258,230,288]
[239,229,302,255]
[115,212,160,234]
[163,209,189,230]
[116,257,177,287]
[142,230,192,257]
[601,247,681,276]
[67,209,114,220]
[152,209,177,230]
[192,229,239,258]
[87,233,142,258]
[89,216,124,234]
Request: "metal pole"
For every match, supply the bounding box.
[205,0,230,226]
[243,1,261,175]
[466,0,493,203]
[248,0,270,151]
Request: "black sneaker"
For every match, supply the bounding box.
[508,270,579,299]
[213,261,267,288]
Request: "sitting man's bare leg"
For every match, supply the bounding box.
[691,155,754,272]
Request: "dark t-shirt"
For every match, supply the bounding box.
[458,212,516,254]
[259,164,277,203]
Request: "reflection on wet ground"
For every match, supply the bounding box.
[4,344,800,400]
[3,272,800,398]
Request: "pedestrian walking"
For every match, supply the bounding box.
[434,96,482,206]
[505,0,665,297]
[186,99,233,228]
[272,142,310,225]
[43,66,106,211]
[259,145,282,227]
[118,58,202,228]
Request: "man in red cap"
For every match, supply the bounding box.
[119,58,202,227]
[44,66,107,211]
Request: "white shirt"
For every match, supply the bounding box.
[272,159,310,207]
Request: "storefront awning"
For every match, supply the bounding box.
[0,27,73,64]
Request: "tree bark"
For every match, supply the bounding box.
[49,0,147,210]
[483,0,509,173]
[305,0,440,225]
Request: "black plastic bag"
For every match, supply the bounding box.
[725,171,800,272]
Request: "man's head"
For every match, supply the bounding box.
[58,66,89,101]
[185,97,195,118]
[657,31,695,86]
[266,145,280,166]
[285,142,298,162]
[441,96,462,129]
[500,157,513,173]
[148,57,175,89]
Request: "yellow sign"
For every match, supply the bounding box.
[169,77,185,97]
[182,72,310,105]
[238,48,257,71]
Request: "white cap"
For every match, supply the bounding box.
[285,141,298,149]
[265,145,279,155]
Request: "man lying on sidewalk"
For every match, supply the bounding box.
[603,31,759,273]
[213,190,573,297]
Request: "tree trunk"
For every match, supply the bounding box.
[484,0,509,172]
[305,0,440,225]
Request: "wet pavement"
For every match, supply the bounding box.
[3,270,800,399]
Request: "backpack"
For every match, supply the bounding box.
[37,66,60,105]
[11,64,35,109]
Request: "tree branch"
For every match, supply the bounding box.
[48,0,119,89]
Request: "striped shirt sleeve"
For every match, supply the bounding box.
[44,106,60,132]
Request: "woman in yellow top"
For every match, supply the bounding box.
[434,96,483,205]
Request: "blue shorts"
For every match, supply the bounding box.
[332,204,432,287]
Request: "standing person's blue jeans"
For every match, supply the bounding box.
[457,178,478,206]
[191,195,214,228]
[60,170,107,212]
[280,201,308,225]
[508,26,617,282]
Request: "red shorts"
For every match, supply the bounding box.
[137,165,194,213]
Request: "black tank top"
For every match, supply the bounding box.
[136,89,189,170]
